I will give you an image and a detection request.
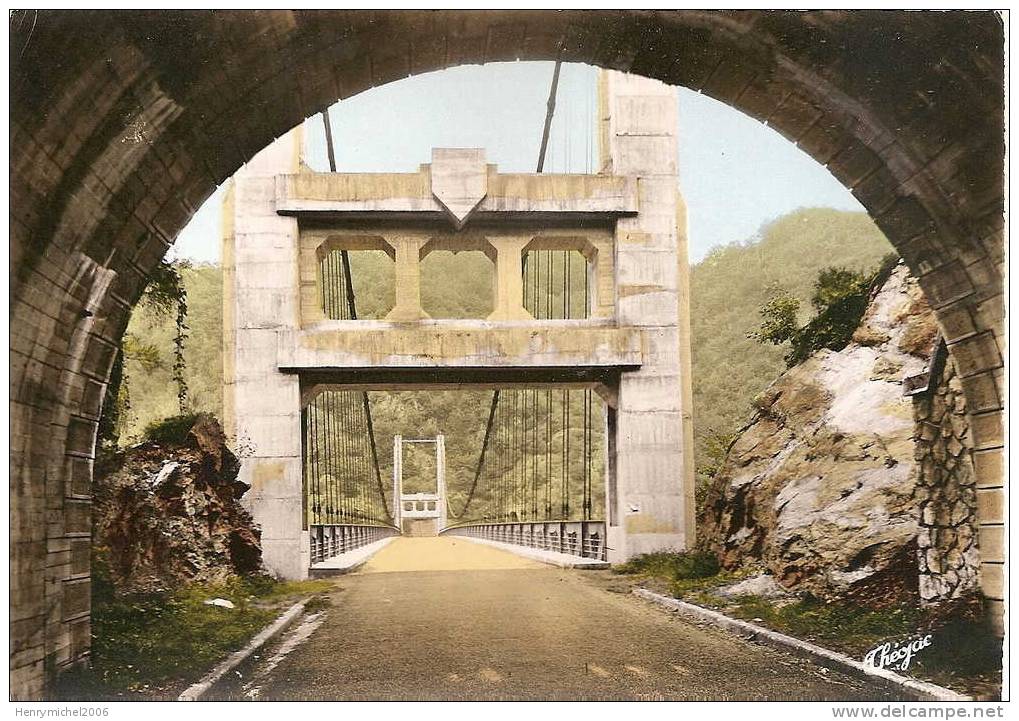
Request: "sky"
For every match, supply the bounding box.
[168,62,863,265]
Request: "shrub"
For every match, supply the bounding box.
[782,283,872,365]
[751,255,899,367]
[142,412,204,445]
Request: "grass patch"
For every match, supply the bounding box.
[236,574,334,601]
[57,565,335,699]
[912,614,1003,686]
[613,550,721,580]
[728,594,919,652]
[612,549,742,605]
[89,582,278,693]
[670,573,742,598]
[609,549,1000,696]
[725,594,1001,694]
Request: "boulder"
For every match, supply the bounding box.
[716,574,793,600]
[700,263,935,605]
[93,415,264,595]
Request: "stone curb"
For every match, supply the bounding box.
[452,535,610,569]
[633,588,971,702]
[178,598,309,701]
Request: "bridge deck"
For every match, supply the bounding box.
[359,537,541,573]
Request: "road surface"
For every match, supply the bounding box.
[216,537,902,701]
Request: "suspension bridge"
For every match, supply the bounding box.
[222,68,694,579]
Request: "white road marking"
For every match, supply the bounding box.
[242,612,326,699]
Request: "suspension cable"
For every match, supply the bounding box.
[536,47,564,174]
[341,390,352,521]
[450,55,564,523]
[545,388,552,519]
[318,111,391,522]
[446,387,500,519]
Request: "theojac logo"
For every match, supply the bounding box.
[863,634,933,672]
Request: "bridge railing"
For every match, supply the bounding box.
[309,523,400,565]
[441,520,608,562]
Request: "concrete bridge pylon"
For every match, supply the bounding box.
[392,435,447,537]
[223,69,695,574]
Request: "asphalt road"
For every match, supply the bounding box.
[215,537,903,701]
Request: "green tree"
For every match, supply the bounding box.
[749,285,801,347]
[811,266,868,311]
[98,260,190,453]
[750,258,896,367]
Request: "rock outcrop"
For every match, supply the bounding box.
[700,263,938,604]
[93,415,264,595]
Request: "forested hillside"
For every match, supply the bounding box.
[120,263,223,436]
[690,208,893,488]
[118,207,893,513]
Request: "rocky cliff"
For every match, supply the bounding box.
[93,415,264,595]
[700,263,941,605]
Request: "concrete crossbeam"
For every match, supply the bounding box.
[277,324,643,370]
[275,167,638,216]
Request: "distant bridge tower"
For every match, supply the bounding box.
[392,435,447,536]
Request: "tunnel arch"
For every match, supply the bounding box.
[9,10,1004,696]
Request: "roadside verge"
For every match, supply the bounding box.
[633,588,970,702]
[178,598,309,701]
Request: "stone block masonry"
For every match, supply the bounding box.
[912,346,983,606]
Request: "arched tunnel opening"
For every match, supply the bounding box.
[9,11,1004,701]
